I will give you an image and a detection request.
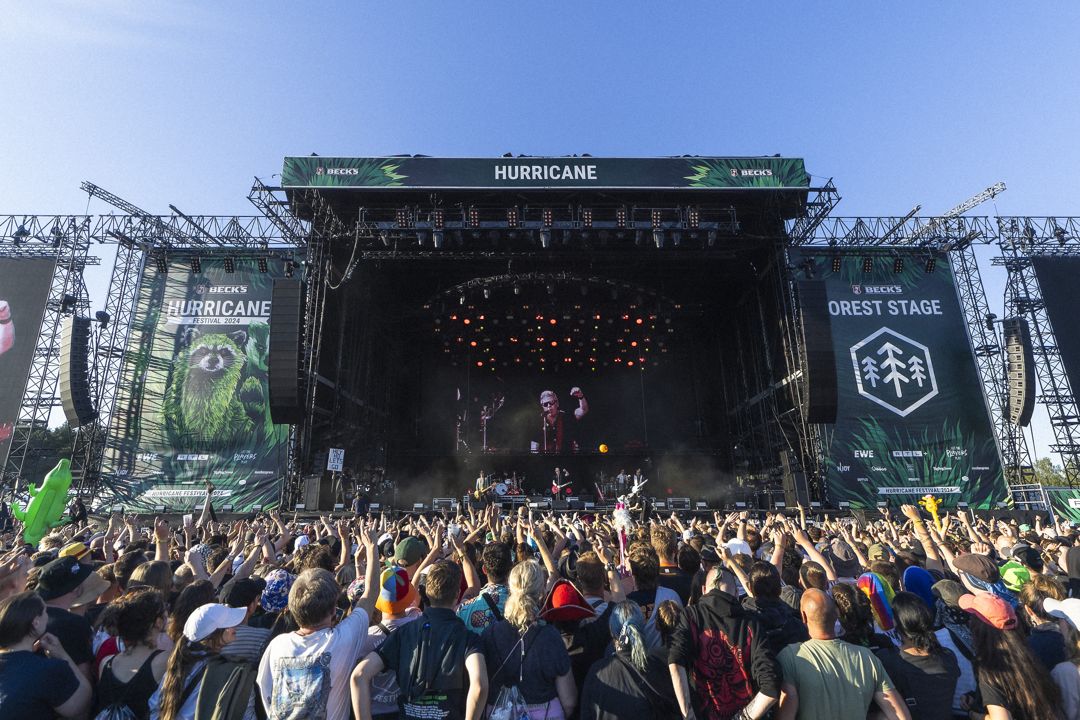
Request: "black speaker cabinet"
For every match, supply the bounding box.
[268,279,304,424]
[1003,317,1035,427]
[59,316,97,426]
[798,280,837,424]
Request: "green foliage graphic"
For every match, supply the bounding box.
[685,157,808,188]
[282,156,407,187]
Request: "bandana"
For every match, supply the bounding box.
[935,598,973,654]
[961,572,1019,608]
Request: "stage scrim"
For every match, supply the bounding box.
[99,257,289,511]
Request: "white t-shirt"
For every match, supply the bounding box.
[257,606,369,720]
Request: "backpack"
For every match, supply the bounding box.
[93,650,164,720]
[488,628,536,720]
[189,655,258,720]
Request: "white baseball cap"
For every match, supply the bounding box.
[183,603,248,642]
[1045,597,1080,631]
[294,535,312,550]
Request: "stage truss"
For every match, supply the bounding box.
[4,176,1080,505]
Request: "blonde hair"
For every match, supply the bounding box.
[504,560,544,632]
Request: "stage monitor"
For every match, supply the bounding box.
[1031,257,1080,400]
[0,257,55,467]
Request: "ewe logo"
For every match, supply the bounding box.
[850,327,938,417]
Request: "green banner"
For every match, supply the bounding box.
[791,250,1006,509]
[281,156,809,190]
[99,258,289,512]
[1045,487,1080,523]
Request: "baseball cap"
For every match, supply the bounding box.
[393,537,427,567]
[59,542,91,562]
[999,560,1032,592]
[953,553,1000,583]
[867,544,888,561]
[294,535,311,551]
[959,592,1016,630]
[222,577,266,608]
[183,603,247,642]
[1044,597,1080,631]
[375,567,419,615]
[36,556,108,604]
[830,539,862,578]
[1011,545,1044,572]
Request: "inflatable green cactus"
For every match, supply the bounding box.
[11,459,73,545]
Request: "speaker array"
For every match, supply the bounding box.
[59,316,97,426]
[268,279,304,425]
[798,281,838,424]
[1003,317,1035,426]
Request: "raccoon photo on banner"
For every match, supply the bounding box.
[98,257,289,512]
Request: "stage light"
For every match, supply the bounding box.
[984,313,997,332]
[540,229,552,249]
[223,256,235,274]
[430,208,445,231]
[156,256,168,274]
[513,283,521,295]
[258,257,268,273]
[1056,226,1068,246]
[61,294,77,314]
[925,256,936,273]
[285,260,296,278]
[861,257,873,273]
[706,230,717,247]
[12,225,29,244]
[651,209,663,229]
[190,257,201,274]
[468,207,480,228]
[95,311,109,328]
[542,208,553,228]
[831,255,842,273]
[482,287,491,300]
[893,257,904,273]
[50,226,63,247]
[507,207,519,228]
[581,208,593,228]
[653,230,665,249]
[616,206,627,229]
[671,231,682,247]
[687,206,700,229]
[396,208,409,228]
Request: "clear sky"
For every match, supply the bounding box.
[2,2,1079,460]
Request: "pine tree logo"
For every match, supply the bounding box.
[850,327,938,417]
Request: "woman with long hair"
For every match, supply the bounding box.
[961,592,1066,720]
[832,581,892,650]
[481,560,575,719]
[579,600,677,720]
[148,603,255,720]
[166,579,215,643]
[0,590,91,718]
[95,588,169,719]
[873,591,960,720]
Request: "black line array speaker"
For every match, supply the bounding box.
[59,316,97,427]
[779,450,811,507]
[268,279,304,425]
[1003,317,1036,426]
[798,280,838,424]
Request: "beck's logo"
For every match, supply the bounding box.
[850,327,938,417]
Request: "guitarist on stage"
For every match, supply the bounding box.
[551,467,572,496]
[474,471,495,504]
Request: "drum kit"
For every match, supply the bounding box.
[489,472,525,497]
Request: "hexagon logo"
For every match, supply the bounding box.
[850,327,938,417]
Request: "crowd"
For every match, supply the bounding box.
[0,496,1079,720]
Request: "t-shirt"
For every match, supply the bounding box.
[0,650,80,720]
[377,607,482,720]
[456,583,509,634]
[875,647,960,720]
[481,620,571,705]
[1053,661,1080,720]
[359,613,421,716]
[626,585,682,649]
[1031,625,1070,671]
[657,565,693,605]
[934,627,977,712]
[222,625,272,664]
[579,648,678,720]
[47,605,94,666]
[256,606,369,720]
[777,638,894,720]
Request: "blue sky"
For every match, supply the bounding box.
[2,2,1079,460]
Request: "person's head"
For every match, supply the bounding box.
[749,561,782,601]
[424,560,463,608]
[481,542,513,585]
[799,560,829,591]
[609,600,649,670]
[375,567,418,618]
[574,552,605,597]
[167,579,215,641]
[655,599,681,646]
[114,550,149,592]
[112,587,167,647]
[650,526,678,563]
[35,555,109,609]
[289,568,340,630]
[160,603,246,720]
[505,560,545,631]
[801,588,838,640]
[1020,573,1066,626]
[0,590,47,648]
[540,390,559,421]
[290,543,335,574]
[891,591,941,654]
[128,560,173,597]
[677,544,700,575]
[831,582,873,645]
[628,546,659,592]
[966,593,1062,719]
[870,560,900,595]
[705,564,738,596]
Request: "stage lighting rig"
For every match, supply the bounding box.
[925,256,936,273]
[49,226,64,247]
[12,225,29,245]
[893,256,904,273]
[396,208,410,228]
[155,255,168,274]
[615,206,627,229]
[95,311,110,329]
[223,256,235,273]
[190,257,201,274]
[651,209,663,229]
[507,207,519,228]
[542,208,553,228]
[581,208,593,228]
[687,206,700,229]
[831,255,842,273]
[432,208,445,230]
[862,257,873,274]
[257,257,268,273]
[468,207,480,228]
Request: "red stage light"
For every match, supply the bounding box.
[631,341,638,347]
[478,315,485,320]
[476,361,483,367]
[551,341,558,347]
[636,318,643,325]
[627,361,635,367]
[450,315,458,321]
[469,341,477,347]
[463,318,471,325]
[549,318,557,325]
